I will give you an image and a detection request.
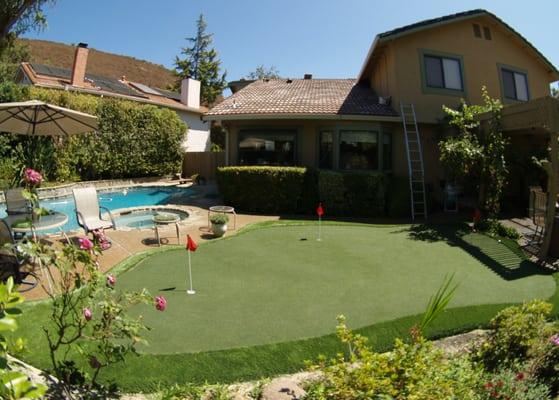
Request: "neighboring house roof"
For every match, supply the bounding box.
[19,62,207,114]
[358,9,559,82]
[205,79,399,120]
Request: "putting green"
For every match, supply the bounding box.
[117,224,555,355]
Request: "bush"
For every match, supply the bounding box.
[475,219,520,240]
[210,214,229,225]
[476,300,553,370]
[0,84,187,183]
[386,176,411,217]
[304,316,482,400]
[479,369,551,400]
[216,166,307,214]
[217,167,388,216]
[317,171,386,216]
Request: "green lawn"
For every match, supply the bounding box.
[15,222,558,392]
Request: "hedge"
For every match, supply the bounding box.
[216,166,307,214]
[0,82,187,183]
[217,166,389,216]
[319,170,386,216]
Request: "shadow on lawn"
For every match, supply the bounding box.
[399,223,551,281]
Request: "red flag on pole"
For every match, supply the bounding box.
[316,203,324,217]
[186,234,198,252]
[473,208,482,224]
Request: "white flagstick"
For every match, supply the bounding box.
[317,214,322,241]
[187,249,196,295]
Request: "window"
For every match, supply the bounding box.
[339,130,378,170]
[238,129,296,166]
[473,24,481,38]
[483,26,492,40]
[318,131,334,169]
[382,133,392,171]
[424,55,463,91]
[501,68,529,101]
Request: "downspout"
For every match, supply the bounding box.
[224,122,230,166]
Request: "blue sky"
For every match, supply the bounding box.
[23,0,559,85]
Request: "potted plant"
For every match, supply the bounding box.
[210,213,229,237]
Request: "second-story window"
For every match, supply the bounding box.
[501,68,529,101]
[424,55,463,91]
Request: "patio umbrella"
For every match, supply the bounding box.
[0,100,98,167]
[0,100,98,136]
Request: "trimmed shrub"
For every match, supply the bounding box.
[386,176,411,218]
[318,171,386,216]
[217,167,389,217]
[216,166,307,214]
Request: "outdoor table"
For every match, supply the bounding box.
[208,205,236,230]
[153,214,181,246]
[7,211,69,241]
[3,211,68,294]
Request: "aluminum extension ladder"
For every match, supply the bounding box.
[400,103,427,220]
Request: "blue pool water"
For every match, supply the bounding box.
[0,186,194,233]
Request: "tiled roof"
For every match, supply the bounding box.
[206,79,398,118]
[20,63,207,114]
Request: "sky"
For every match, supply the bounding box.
[22,0,559,86]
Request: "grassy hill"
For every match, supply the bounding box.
[17,38,176,89]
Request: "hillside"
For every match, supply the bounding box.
[17,38,176,89]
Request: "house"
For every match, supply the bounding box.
[17,43,211,152]
[205,9,559,212]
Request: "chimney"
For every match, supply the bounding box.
[304,74,313,80]
[180,78,201,109]
[71,43,89,87]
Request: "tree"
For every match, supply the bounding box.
[0,0,54,56]
[552,86,558,98]
[439,87,506,217]
[173,14,226,105]
[247,65,280,80]
[0,40,29,82]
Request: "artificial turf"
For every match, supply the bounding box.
[14,222,558,392]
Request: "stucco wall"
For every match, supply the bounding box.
[368,15,556,123]
[178,110,211,152]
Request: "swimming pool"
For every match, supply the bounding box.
[0,186,194,233]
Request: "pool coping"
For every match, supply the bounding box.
[0,177,193,203]
[107,205,203,232]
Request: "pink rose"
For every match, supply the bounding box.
[78,237,94,251]
[155,296,167,311]
[551,334,559,346]
[83,308,92,321]
[106,275,116,286]
[23,168,43,186]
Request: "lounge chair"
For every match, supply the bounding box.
[0,219,38,292]
[73,187,115,234]
[4,188,30,215]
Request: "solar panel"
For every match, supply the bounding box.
[86,73,147,98]
[30,63,72,79]
[155,88,182,101]
[31,63,147,99]
[129,82,163,96]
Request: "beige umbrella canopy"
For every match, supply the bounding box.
[0,100,98,136]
